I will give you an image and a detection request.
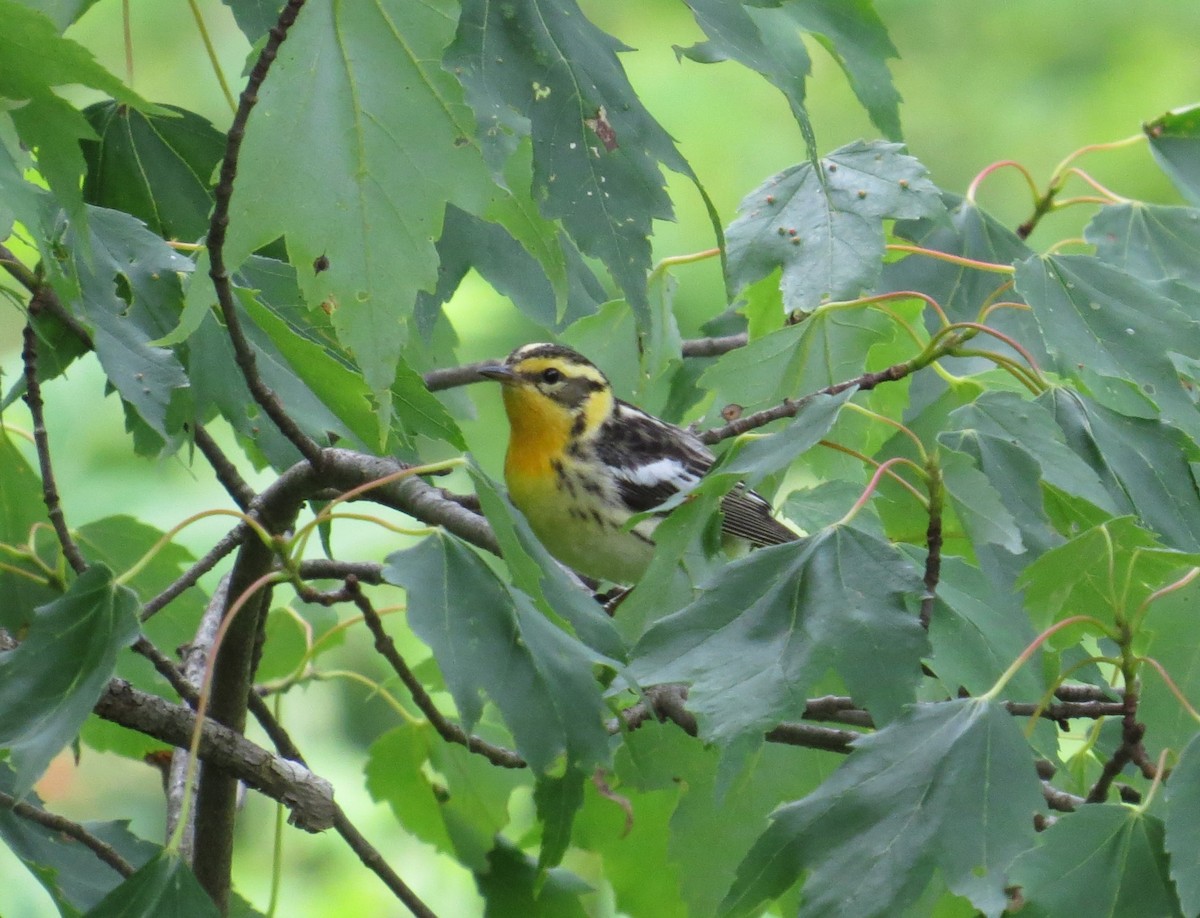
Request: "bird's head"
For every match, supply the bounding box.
[480,343,615,444]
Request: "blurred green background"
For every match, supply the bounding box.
[2,1,1199,914]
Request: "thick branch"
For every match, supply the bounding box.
[0,788,135,878]
[167,579,227,858]
[322,448,499,555]
[94,679,335,832]
[205,0,322,469]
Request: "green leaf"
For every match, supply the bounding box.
[927,556,1044,700]
[447,0,691,322]
[1018,517,1199,630]
[475,840,591,918]
[1086,203,1200,287]
[13,0,102,31]
[1130,584,1200,754]
[1146,104,1200,206]
[722,699,1042,918]
[0,565,139,796]
[226,0,494,397]
[680,0,817,158]
[85,851,220,918]
[0,432,58,632]
[534,766,586,869]
[628,525,928,749]
[884,193,1040,347]
[0,0,151,220]
[1010,806,1182,918]
[0,125,43,241]
[1167,732,1200,916]
[74,516,206,749]
[1047,388,1200,552]
[700,308,894,411]
[218,0,281,45]
[938,447,1025,554]
[1016,254,1200,438]
[945,391,1116,516]
[469,467,626,661]
[0,761,159,915]
[415,204,602,335]
[726,141,941,315]
[571,756,687,918]
[81,102,224,243]
[657,728,835,918]
[391,353,467,451]
[707,389,858,489]
[240,291,384,451]
[366,722,526,873]
[778,0,902,141]
[53,206,192,439]
[383,534,613,774]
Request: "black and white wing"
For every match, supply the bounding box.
[596,400,797,546]
[594,400,713,513]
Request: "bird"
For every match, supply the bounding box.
[480,342,797,583]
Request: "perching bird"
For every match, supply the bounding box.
[480,343,796,583]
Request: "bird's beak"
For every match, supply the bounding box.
[478,364,518,385]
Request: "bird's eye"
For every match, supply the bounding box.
[541,367,562,384]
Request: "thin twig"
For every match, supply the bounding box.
[132,636,201,706]
[700,360,915,445]
[1086,683,1147,803]
[919,460,943,630]
[0,788,136,878]
[192,423,257,511]
[297,558,384,584]
[141,525,247,621]
[206,0,323,468]
[21,319,88,575]
[422,333,753,393]
[332,806,438,918]
[681,332,748,358]
[0,243,40,292]
[239,696,437,916]
[1041,781,1084,814]
[349,578,526,769]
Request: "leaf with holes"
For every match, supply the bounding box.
[726,141,941,315]
[226,0,494,399]
[446,0,694,323]
[1146,104,1200,206]
[1016,254,1200,439]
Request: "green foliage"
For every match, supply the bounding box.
[3,1,1200,915]
[86,852,221,918]
[0,566,139,796]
